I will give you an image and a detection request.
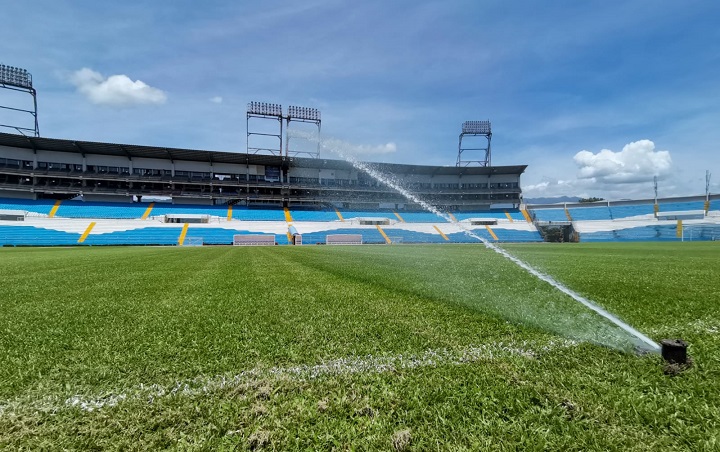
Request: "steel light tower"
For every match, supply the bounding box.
[246,102,284,156]
[457,120,491,167]
[286,105,321,158]
[706,170,712,212]
[0,64,39,137]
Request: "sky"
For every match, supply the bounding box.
[1,0,719,200]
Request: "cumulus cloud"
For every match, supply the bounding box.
[574,139,672,184]
[209,96,223,104]
[69,68,167,107]
[522,140,678,200]
[523,180,572,193]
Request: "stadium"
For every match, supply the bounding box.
[1,65,719,450]
[0,124,718,247]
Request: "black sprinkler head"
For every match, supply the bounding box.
[661,339,688,365]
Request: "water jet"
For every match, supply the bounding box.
[291,130,662,354]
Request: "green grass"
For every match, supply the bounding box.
[1,243,719,450]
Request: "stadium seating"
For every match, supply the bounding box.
[0,225,80,246]
[56,201,150,219]
[492,228,543,242]
[529,208,568,222]
[298,227,388,245]
[2,195,716,246]
[567,206,612,221]
[453,210,525,221]
[445,227,493,243]
[151,204,227,218]
[581,225,678,242]
[656,201,706,213]
[183,227,240,245]
[609,204,655,219]
[288,209,340,222]
[394,211,445,223]
[381,229,448,243]
[575,230,617,242]
[231,206,286,221]
[337,210,395,221]
[0,198,56,216]
[183,227,289,245]
[83,227,184,246]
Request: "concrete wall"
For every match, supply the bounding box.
[0,189,36,199]
[83,194,133,203]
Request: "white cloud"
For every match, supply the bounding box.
[522,140,678,200]
[353,142,397,155]
[69,68,167,107]
[523,179,583,198]
[209,96,223,104]
[320,137,397,157]
[287,130,398,157]
[574,139,672,184]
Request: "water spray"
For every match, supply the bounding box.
[291,131,662,354]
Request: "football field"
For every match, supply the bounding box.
[1,243,718,450]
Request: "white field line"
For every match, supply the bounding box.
[0,340,576,416]
[646,317,720,336]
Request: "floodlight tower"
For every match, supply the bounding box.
[0,64,39,137]
[653,175,659,215]
[706,170,712,212]
[457,120,491,167]
[246,101,284,155]
[285,105,321,158]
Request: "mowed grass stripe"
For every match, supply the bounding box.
[1,246,555,400]
[3,339,577,416]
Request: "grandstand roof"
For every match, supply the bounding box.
[0,132,526,175]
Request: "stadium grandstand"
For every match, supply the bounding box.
[0,131,718,246]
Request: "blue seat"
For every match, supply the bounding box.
[530,208,568,222]
[57,201,150,219]
[298,227,387,245]
[152,204,227,217]
[289,209,339,221]
[338,210,394,221]
[231,207,286,221]
[656,201,705,212]
[84,227,183,246]
[0,198,57,216]
[567,206,612,221]
[396,212,443,223]
[0,225,80,246]
[609,204,655,219]
[183,227,288,245]
[453,210,521,221]
[493,228,543,242]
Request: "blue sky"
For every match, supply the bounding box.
[2,0,719,199]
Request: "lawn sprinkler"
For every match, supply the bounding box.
[661,339,688,364]
[661,339,691,375]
